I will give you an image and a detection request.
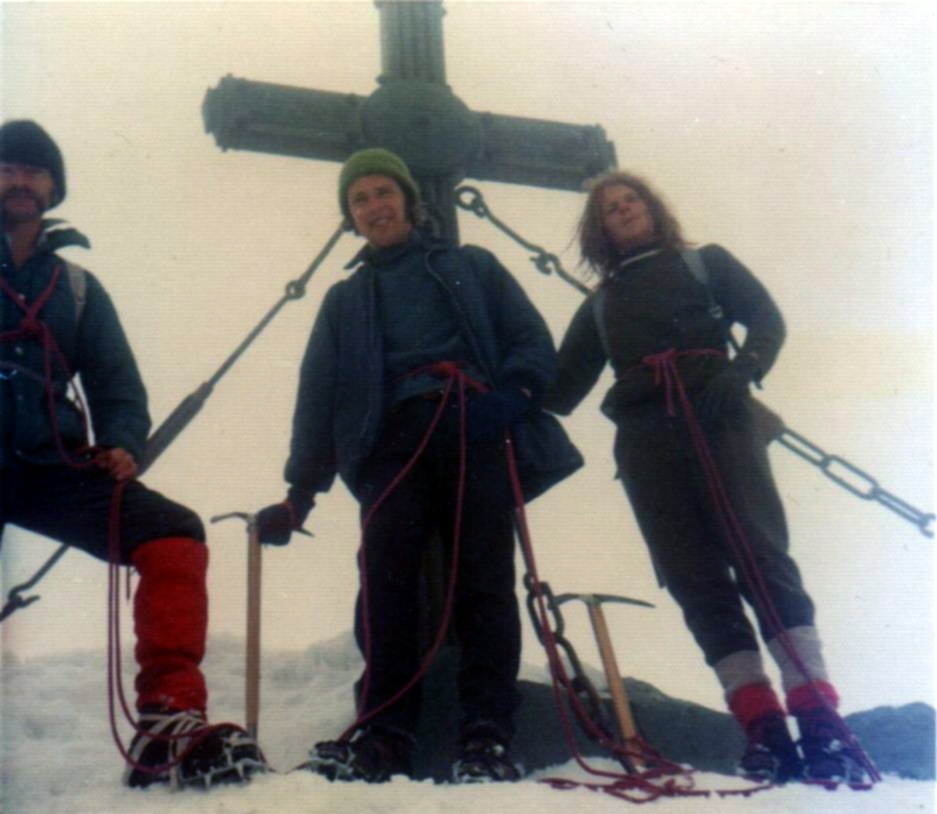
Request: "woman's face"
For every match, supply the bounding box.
[600,184,656,253]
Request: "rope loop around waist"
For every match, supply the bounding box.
[634,348,725,417]
[398,359,490,395]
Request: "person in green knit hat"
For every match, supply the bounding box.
[256,148,581,784]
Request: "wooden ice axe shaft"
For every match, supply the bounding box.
[587,602,640,745]
[555,592,653,752]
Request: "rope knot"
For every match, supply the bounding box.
[640,349,680,416]
[426,361,462,379]
[19,317,45,338]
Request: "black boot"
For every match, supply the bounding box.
[301,726,414,783]
[737,712,803,784]
[452,723,521,783]
[796,708,869,786]
[124,706,267,790]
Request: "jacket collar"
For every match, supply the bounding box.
[36,218,91,254]
[3,219,90,267]
[343,228,449,271]
[608,241,665,279]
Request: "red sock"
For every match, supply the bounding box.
[786,680,840,715]
[728,683,786,734]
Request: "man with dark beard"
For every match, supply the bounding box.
[0,120,266,790]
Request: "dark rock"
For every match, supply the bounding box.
[845,703,935,780]
[412,646,935,782]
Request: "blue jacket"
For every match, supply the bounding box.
[1,222,150,468]
[285,231,582,500]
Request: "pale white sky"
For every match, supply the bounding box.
[1,1,933,716]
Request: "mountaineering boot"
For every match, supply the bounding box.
[727,682,800,783]
[796,707,870,787]
[452,724,521,783]
[736,712,803,784]
[123,706,268,789]
[301,726,415,782]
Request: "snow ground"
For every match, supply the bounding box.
[2,633,933,814]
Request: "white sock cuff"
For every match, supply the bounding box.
[767,626,830,694]
[713,650,770,700]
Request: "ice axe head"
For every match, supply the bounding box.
[553,592,654,611]
[210,511,257,530]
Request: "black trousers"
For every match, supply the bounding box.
[0,461,204,564]
[614,397,815,666]
[352,397,521,738]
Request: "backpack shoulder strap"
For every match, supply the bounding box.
[62,258,88,325]
[680,248,723,321]
[680,248,743,353]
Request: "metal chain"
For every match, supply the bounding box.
[777,428,934,538]
[522,575,618,743]
[459,184,933,540]
[455,186,591,295]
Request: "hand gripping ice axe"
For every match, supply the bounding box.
[211,511,263,741]
[554,592,654,767]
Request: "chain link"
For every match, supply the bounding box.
[522,576,617,742]
[778,429,934,538]
[455,186,591,295]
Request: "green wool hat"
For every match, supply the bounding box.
[338,148,421,222]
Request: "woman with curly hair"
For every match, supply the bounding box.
[544,171,869,786]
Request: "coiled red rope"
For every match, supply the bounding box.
[0,267,96,467]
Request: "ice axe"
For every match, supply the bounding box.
[211,511,263,741]
[554,592,654,767]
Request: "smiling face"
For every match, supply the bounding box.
[600,184,656,253]
[0,162,55,227]
[347,174,413,249]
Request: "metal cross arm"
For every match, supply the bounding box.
[202,1,616,245]
[204,75,615,191]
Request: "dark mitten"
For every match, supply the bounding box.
[697,354,761,422]
[465,387,532,443]
[256,487,315,546]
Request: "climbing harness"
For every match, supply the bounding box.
[456,184,933,539]
[1,223,348,622]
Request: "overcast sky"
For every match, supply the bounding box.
[1,1,932,718]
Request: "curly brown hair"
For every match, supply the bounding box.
[577,171,687,280]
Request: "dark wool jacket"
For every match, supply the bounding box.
[544,244,786,419]
[285,230,581,499]
[1,222,150,468]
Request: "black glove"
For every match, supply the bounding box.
[256,487,315,546]
[696,354,761,422]
[465,387,533,443]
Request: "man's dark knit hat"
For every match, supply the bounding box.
[338,148,421,222]
[0,120,66,207]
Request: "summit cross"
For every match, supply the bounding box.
[202,0,617,242]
